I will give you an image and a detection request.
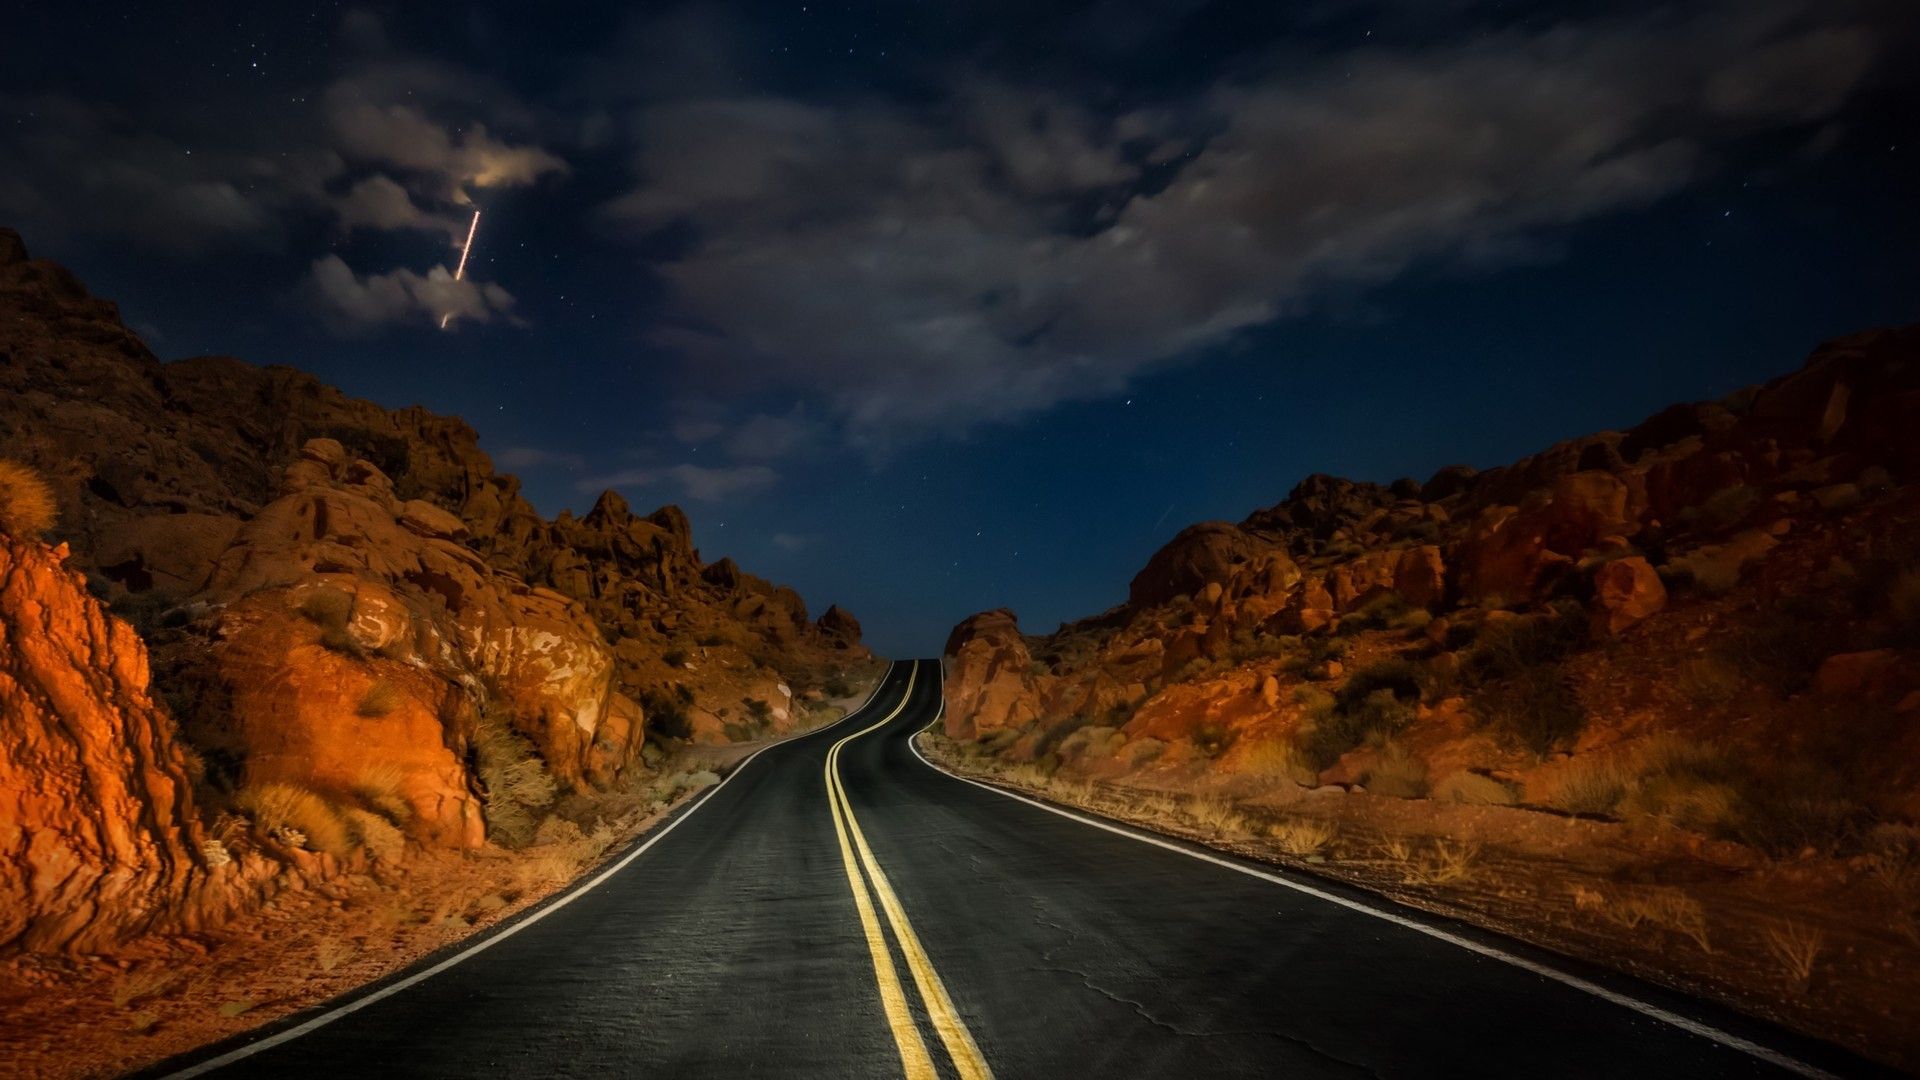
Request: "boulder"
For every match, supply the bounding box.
[1129,522,1264,609]
[1589,556,1666,636]
[943,609,1046,739]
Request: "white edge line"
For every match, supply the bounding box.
[907,667,1832,1080]
[163,661,902,1079]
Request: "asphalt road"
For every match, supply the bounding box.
[148,659,1879,1079]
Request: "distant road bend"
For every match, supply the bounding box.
[151,660,1879,1079]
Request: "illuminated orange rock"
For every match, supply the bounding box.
[0,537,208,951]
[943,609,1046,739]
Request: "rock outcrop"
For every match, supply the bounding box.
[0,226,871,951]
[0,537,232,951]
[944,320,1920,787]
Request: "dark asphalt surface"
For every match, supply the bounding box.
[148,659,1880,1079]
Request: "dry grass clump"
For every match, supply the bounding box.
[1541,755,1630,815]
[1268,817,1335,857]
[1234,737,1318,785]
[351,762,412,823]
[235,782,354,856]
[357,679,401,717]
[343,808,406,863]
[471,707,558,849]
[298,586,363,655]
[0,459,57,538]
[1363,741,1429,799]
[1378,836,1479,886]
[1433,771,1517,806]
[1761,920,1823,991]
[1186,796,1252,837]
[1586,887,1713,952]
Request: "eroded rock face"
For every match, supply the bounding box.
[0,538,207,951]
[943,609,1046,740]
[199,445,627,839]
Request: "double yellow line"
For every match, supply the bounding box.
[825,662,992,1080]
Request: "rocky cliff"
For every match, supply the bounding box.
[946,324,1920,806]
[0,227,868,953]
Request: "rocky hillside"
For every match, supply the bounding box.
[0,227,869,954]
[940,324,1920,1061]
[947,324,1920,776]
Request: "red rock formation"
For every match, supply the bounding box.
[0,538,209,951]
[943,609,1046,739]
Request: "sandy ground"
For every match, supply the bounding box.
[0,673,885,1080]
[918,731,1920,1073]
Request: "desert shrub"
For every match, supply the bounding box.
[1337,591,1411,635]
[356,679,401,717]
[1235,737,1317,784]
[1544,755,1630,815]
[0,459,57,538]
[1061,724,1124,760]
[1434,771,1517,806]
[696,632,727,647]
[1724,595,1838,695]
[824,676,854,698]
[1470,664,1585,755]
[1460,603,1588,685]
[1619,737,1866,855]
[1300,688,1415,770]
[675,683,696,704]
[1291,656,1429,770]
[744,697,773,723]
[1291,683,1336,713]
[640,688,693,740]
[1675,656,1745,708]
[1678,484,1758,536]
[1335,658,1427,712]
[1191,721,1234,758]
[1731,766,1868,858]
[235,782,354,856]
[1281,636,1349,676]
[663,648,689,668]
[1364,741,1429,799]
[471,708,557,849]
[297,586,364,656]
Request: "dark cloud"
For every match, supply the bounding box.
[576,463,780,503]
[603,0,1883,452]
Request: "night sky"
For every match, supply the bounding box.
[4,2,1916,655]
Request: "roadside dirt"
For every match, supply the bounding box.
[919,730,1920,1073]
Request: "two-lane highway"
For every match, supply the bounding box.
[149,660,1876,1079]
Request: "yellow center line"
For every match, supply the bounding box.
[828,661,995,1080]
[827,665,937,1079]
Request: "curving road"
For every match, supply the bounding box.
[146,660,1879,1079]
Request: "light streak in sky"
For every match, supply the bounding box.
[440,208,481,329]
